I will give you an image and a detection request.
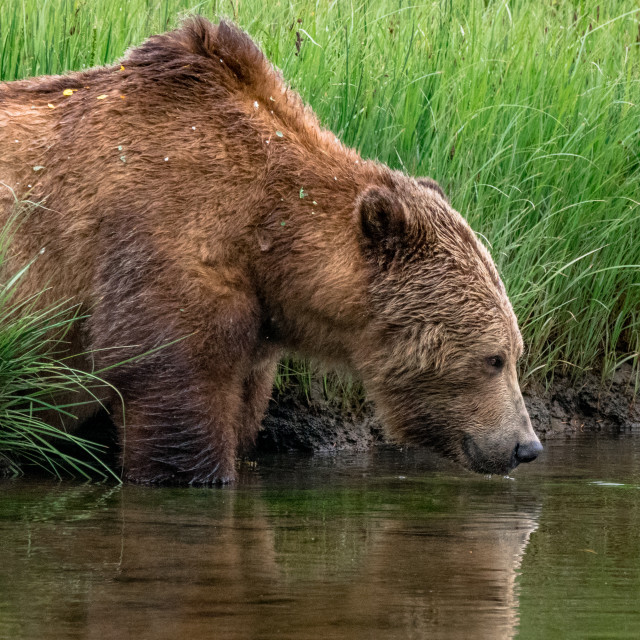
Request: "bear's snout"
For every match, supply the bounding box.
[462,425,542,475]
[514,439,543,464]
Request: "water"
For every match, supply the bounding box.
[1,435,640,639]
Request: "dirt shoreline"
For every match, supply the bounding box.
[255,364,639,454]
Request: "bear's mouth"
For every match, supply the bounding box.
[461,435,519,475]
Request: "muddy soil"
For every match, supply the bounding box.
[255,364,639,454]
[524,363,639,438]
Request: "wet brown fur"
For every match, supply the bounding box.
[0,18,538,483]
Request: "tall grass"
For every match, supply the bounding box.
[0,0,638,388]
[0,214,118,479]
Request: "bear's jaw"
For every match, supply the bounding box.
[461,434,523,476]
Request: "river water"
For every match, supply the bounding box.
[1,435,640,639]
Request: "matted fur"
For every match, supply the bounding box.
[0,17,539,483]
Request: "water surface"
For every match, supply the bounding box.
[2,435,640,639]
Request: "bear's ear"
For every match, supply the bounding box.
[357,186,409,255]
[417,177,448,202]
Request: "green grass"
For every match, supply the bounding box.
[0,212,120,479]
[1,0,639,393]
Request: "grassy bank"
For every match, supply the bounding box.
[1,0,638,393]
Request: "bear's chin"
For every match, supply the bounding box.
[460,435,519,476]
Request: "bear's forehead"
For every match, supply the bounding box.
[406,187,504,289]
[383,274,522,351]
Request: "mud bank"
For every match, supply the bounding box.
[255,364,639,454]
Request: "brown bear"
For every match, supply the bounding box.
[0,17,541,484]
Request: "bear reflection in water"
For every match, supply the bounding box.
[1,470,539,640]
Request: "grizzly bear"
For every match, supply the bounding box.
[0,17,541,483]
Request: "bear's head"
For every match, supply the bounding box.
[354,174,541,475]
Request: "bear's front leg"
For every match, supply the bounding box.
[107,345,246,484]
[237,354,280,452]
[89,247,263,484]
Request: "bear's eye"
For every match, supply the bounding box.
[486,355,504,370]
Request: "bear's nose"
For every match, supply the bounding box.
[515,440,543,464]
